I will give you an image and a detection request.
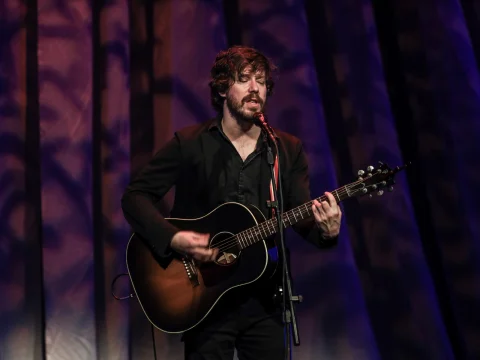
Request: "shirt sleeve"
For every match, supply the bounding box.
[121,135,182,258]
[286,140,338,249]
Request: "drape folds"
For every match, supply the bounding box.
[1,0,479,359]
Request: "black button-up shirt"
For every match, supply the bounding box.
[209,121,271,213]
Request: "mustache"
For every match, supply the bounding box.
[242,94,263,105]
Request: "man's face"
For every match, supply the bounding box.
[224,67,267,122]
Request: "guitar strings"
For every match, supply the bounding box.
[210,192,345,253]
[208,187,352,253]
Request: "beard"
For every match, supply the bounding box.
[225,93,265,124]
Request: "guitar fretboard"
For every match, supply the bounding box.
[234,184,355,250]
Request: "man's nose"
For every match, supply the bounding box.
[248,79,259,92]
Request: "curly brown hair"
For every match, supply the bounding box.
[209,45,277,113]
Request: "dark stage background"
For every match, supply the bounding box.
[1,0,480,359]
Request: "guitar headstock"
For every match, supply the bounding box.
[346,161,410,199]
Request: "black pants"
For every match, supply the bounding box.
[183,289,285,360]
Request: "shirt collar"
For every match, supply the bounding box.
[208,115,222,131]
[208,115,279,139]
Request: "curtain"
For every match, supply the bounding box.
[1,0,479,359]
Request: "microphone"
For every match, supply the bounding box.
[253,112,276,142]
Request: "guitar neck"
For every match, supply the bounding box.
[235,185,354,250]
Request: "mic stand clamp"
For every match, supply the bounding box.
[264,127,302,360]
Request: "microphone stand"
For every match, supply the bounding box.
[258,116,301,360]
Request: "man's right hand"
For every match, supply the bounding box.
[170,231,219,262]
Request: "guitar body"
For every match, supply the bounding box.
[126,202,279,334]
[125,161,406,334]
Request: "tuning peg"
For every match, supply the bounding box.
[377,190,384,196]
[367,165,374,173]
[357,170,365,176]
[388,186,394,192]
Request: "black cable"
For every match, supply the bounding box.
[151,324,158,360]
[111,273,135,301]
[111,275,159,359]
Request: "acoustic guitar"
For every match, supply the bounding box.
[125,162,408,333]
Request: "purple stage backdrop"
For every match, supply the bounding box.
[1,0,480,359]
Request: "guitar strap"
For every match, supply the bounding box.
[268,153,279,218]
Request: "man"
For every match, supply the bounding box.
[121,45,342,360]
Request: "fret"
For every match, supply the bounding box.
[264,221,271,234]
[285,212,292,226]
[333,189,340,203]
[260,225,268,238]
[249,228,255,242]
[242,232,248,248]
[245,231,251,246]
[258,224,267,238]
[244,231,250,246]
[271,219,276,230]
[239,232,247,248]
[250,228,256,244]
[304,203,311,216]
[298,208,304,219]
[263,224,269,236]
[345,185,351,197]
[252,228,258,244]
[237,234,243,249]
[254,228,260,242]
[244,229,251,245]
[242,231,248,246]
[267,221,274,236]
[292,210,297,222]
[267,220,275,234]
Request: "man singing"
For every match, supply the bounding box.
[121,45,341,360]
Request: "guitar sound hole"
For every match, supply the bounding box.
[211,232,241,266]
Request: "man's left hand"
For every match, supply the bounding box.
[312,192,342,238]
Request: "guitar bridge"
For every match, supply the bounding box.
[182,257,199,287]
